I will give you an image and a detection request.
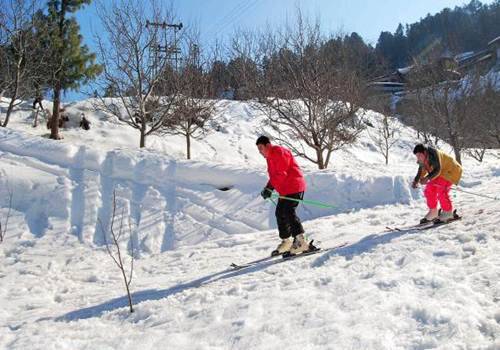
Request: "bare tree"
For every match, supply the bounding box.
[400,62,484,164]
[397,61,444,146]
[98,190,135,313]
[165,96,216,160]
[466,147,487,162]
[0,11,9,99]
[248,14,367,169]
[162,35,217,159]
[460,73,500,162]
[478,76,500,147]
[94,0,180,148]
[0,188,13,243]
[397,97,435,145]
[366,96,400,165]
[0,0,46,127]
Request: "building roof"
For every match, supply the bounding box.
[488,36,500,46]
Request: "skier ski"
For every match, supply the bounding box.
[256,135,310,256]
[411,143,462,224]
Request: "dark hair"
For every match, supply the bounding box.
[413,143,427,154]
[256,135,271,145]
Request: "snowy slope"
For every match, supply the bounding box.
[0,98,431,251]
[0,98,499,349]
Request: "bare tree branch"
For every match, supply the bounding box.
[0,188,13,243]
[400,59,497,164]
[246,14,368,169]
[0,0,48,127]
[366,95,401,165]
[93,0,180,148]
[98,190,135,313]
[160,32,218,159]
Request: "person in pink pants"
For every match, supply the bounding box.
[411,144,462,224]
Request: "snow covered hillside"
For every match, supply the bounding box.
[0,98,428,251]
[0,99,499,349]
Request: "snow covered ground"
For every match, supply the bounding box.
[0,98,499,349]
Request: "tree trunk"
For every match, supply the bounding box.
[453,147,462,165]
[49,0,67,140]
[121,269,134,313]
[324,148,334,169]
[3,97,17,128]
[2,60,21,127]
[140,125,146,148]
[423,132,430,144]
[450,134,462,165]
[316,148,325,169]
[384,135,389,165]
[447,129,462,164]
[50,85,62,139]
[186,133,191,160]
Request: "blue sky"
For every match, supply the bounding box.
[67,0,491,101]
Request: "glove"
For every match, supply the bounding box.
[411,180,418,189]
[419,177,429,185]
[260,187,273,199]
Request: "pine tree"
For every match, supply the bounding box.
[35,0,101,139]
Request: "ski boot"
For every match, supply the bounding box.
[288,234,311,256]
[434,209,459,224]
[419,208,438,224]
[271,238,292,256]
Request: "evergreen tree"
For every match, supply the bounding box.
[376,24,408,69]
[35,0,101,139]
[208,60,230,97]
[376,0,500,69]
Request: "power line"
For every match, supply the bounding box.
[222,0,260,31]
[217,0,261,34]
[205,0,261,40]
[204,0,248,36]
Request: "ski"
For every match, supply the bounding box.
[230,241,349,270]
[230,239,317,269]
[385,222,433,232]
[230,254,283,270]
[386,214,462,232]
[416,215,461,230]
[281,241,349,261]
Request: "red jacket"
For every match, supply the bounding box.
[266,145,306,195]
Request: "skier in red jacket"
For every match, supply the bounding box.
[256,135,310,256]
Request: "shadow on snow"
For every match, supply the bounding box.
[50,225,425,322]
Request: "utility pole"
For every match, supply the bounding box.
[146,20,183,71]
[189,43,200,66]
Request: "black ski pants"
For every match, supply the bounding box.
[275,192,305,239]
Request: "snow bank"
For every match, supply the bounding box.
[0,126,418,254]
